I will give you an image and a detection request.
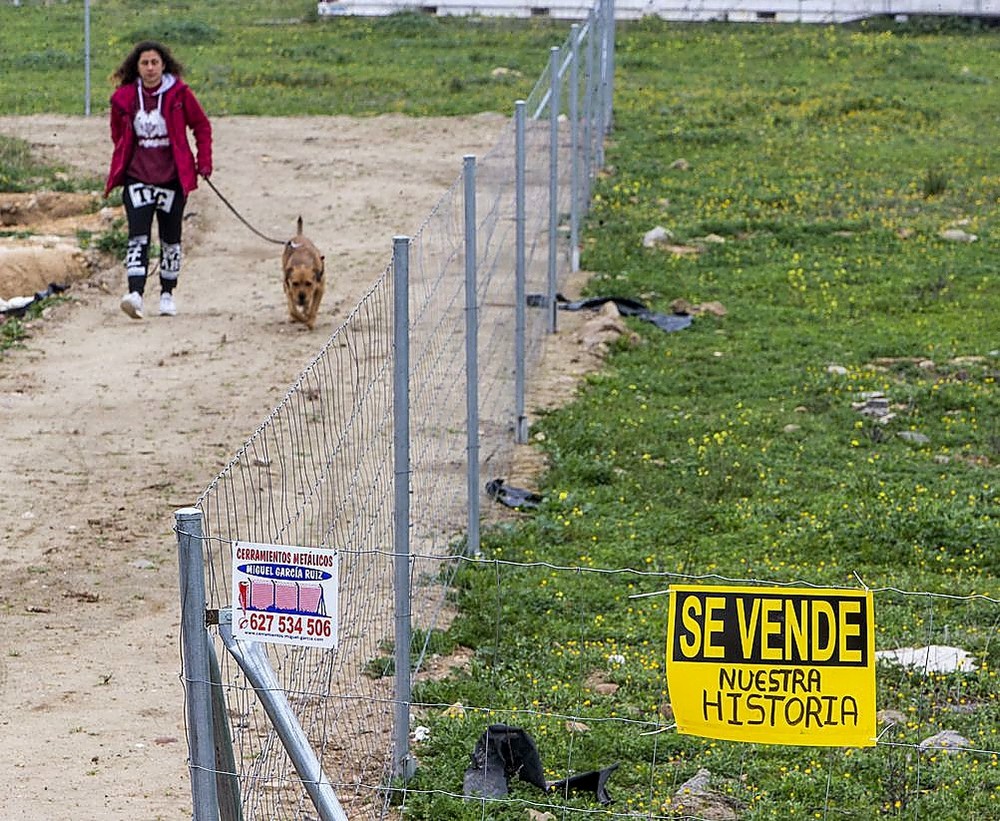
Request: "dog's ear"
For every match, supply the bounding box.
[296,215,303,235]
[316,255,325,280]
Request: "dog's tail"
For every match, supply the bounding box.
[296,215,303,235]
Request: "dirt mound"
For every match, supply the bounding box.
[0,191,114,299]
[0,190,101,225]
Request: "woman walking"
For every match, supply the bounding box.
[105,40,212,319]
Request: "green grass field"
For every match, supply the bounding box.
[2,6,997,818]
[0,0,555,115]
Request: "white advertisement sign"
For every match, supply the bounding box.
[232,541,339,649]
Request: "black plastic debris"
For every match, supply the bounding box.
[525,292,552,308]
[559,295,648,314]
[643,311,692,332]
[549,762,620,805]
[463,724,548,798]
[0,282,69,318]
[462,724,620,807]
[526,293,692,332]
[36,281,68,300]
[486,478,542,510]
[461,737,509,798]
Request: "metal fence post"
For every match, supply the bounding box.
[599,0,615,150]
[595,0,608,168]
[464,156,481,556]
[175,507,221,821]
[547,46,561,334]
[584,6,596,202]
[569,23,581,273]
[392,235,415,781]
[514,100,528,445]
[84,0,91,115]
[218,616,347,821]
[606,0,617,133]
[207,641,242,821]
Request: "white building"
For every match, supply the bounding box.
[318,0,1000,23]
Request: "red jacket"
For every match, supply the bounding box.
[105,76,212,197]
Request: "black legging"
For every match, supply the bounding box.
[122,176,186,296]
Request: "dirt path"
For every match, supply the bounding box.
[0,112,518,820]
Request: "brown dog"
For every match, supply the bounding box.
[282,216,325,330]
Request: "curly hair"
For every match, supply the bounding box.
[111,41,184,86]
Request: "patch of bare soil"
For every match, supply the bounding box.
[0,191,114,301]
[0,113,615,820]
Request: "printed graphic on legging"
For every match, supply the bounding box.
[125,234,149,277]
[127,182,176,213]
[160,242,182,277]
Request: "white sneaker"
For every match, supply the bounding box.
[120,291,143,319]
[159,292,177,316]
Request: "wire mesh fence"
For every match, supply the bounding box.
[195,278,400,819]
[182,3,615,818]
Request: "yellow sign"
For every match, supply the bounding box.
[665,585,876,747]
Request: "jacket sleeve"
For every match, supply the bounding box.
[183,88,213,178]
[109,93,127,145]
[105,89,131,196]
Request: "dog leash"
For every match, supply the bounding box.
[203,177,287,245]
